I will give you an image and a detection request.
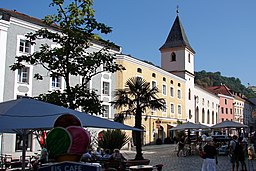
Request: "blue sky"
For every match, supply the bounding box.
[1,0,256,86]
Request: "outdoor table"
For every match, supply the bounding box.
[129,165,154,171]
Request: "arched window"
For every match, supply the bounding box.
[171,52,176,61]
[207,110,210,124]
[188,89,191,100]
[202,108,205,123]
[212,111,214,124]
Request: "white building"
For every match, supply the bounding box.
[0,8,118,158]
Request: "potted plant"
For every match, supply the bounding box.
[97,129,130,153]
[111,77,165,164]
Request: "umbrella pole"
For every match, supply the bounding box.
[21,130,27,171]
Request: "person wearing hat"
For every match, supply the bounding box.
[201,137,218,171]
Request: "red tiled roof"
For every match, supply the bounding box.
[207,85,233,97]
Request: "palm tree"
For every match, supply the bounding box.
[111,77,165,160]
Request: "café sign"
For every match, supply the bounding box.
[38,161,101,171]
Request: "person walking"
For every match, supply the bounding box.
[177,136,185,157]
[238,137,247,171]
[201,137,218,171]
[230,135,240,171]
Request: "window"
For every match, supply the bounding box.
[212,102,214,109]
[170,87,174,97]
[221,107,224,114]
[102,63,107,71]
[17,67,29,84]
[230,109,233,114]
[15,133,32,151]
[102,105,109,118]
[171,52,176,61]
[202,98,205,105]
[163,77,166,82]
[226,108,228,114]
[162,101,166,112]
[19,39,31,53]
[137,68,142,73]
[188,89,191,100]
[177,90,181,99]
[212,111,214,124]
[178,83,181,87]
[178,105,181,115]
[225,99,227,105]
[170,104,174,113]
[170,80,173,84]
[162,85,166,95]
[202,109,205,123]
[207,110,210,124]
[152,81,156,88]
[102,82,110,95]
[52,76,62,88]
[188,53,191,63]
[152,73,156,78]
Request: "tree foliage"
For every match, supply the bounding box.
[10,0,125,114]
[97,129,129,153]
[111,77,165,160]
[195,70,256,98]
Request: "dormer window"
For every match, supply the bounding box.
[170,52,176,62]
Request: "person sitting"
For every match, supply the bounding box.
[109,149,126,162]
[39,145,48,164]
[81,150,92,162]
[102,149,111,159]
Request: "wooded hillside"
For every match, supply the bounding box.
[195,70,256,98]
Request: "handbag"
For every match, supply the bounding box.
[199,151,206,159]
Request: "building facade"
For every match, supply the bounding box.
[115,54,186,144]
[0,8,118,158]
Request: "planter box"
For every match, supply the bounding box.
[126,159,150,167]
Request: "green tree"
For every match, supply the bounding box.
[10,0,125,114]
[111,77,165,160]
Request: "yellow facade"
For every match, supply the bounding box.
[115,55,186,145]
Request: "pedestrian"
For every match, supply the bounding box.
[200,137,218,171]
[238,137,247,171]
[229,135,239,171]
[177,136,185,157]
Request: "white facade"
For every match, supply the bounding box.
[194,86,220,126]
[0,9,119,158]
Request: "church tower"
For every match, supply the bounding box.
[159,11,195,122]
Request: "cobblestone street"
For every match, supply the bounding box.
[122,144,256,171]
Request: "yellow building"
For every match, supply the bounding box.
[115,54,186,145]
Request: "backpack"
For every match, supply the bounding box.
[233,141,243,155]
